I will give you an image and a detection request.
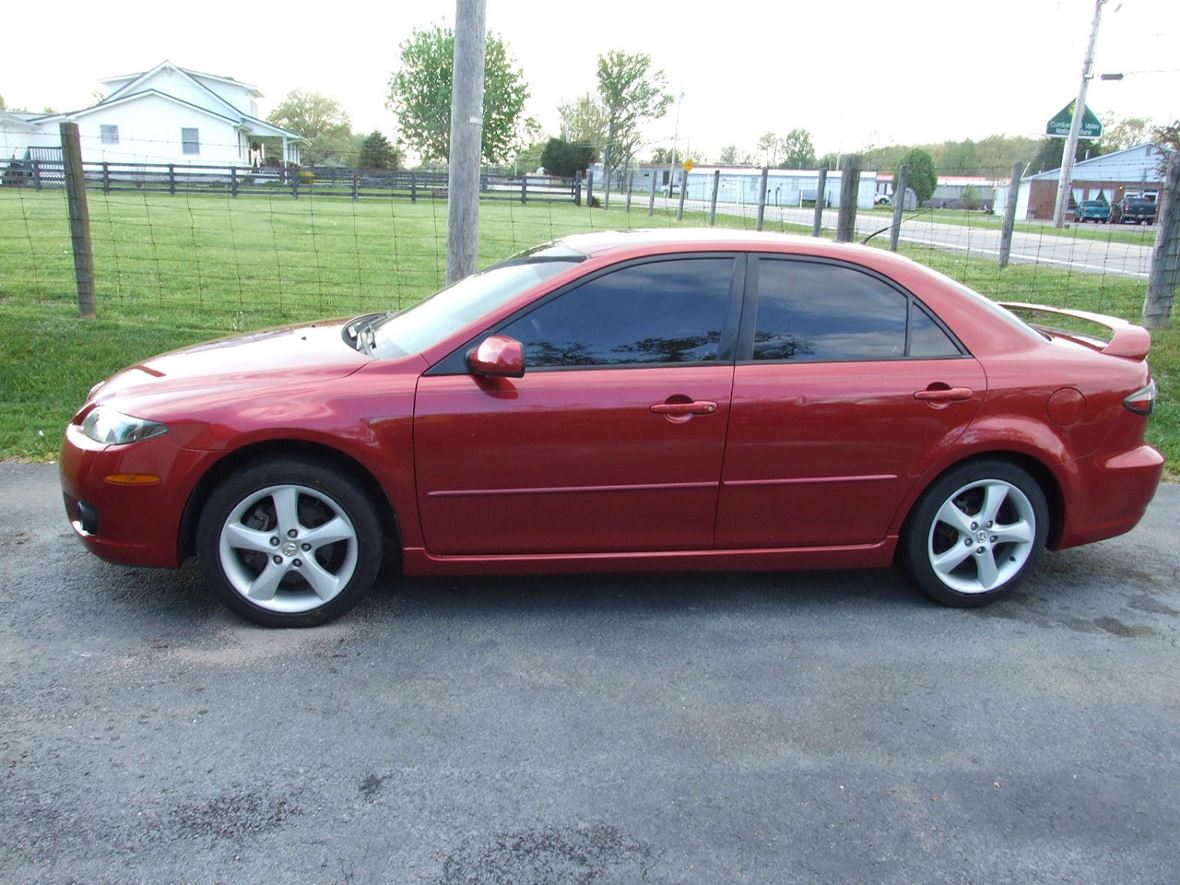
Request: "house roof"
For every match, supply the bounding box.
[100,60,262,97]
[0,111,39,131]
[1025,142,1169,183]
[31,90,301,140]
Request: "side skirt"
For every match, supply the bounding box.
[401,538,898,577]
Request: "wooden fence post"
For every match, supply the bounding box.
[231,166,239,198]
[648,172,657,216]
[1142,153,1180,330]
[33,160,42,190]
[812,168,827,236]
[60,122,96,318]
[1000,161,1025,269]
[410,172,417,203]
[101,162,110,194]
[836,155,862,242]
[586,170,594,208]
[168,164,176,195]
[352,172,359,201]
[889,164,908,252]
[756,166,769,231]
[676,169,689,221]
[574,171,582,206]
[709,169,720,226]
[520,174,527,205]
[625,172,633,212]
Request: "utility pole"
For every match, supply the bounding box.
[1052,0,1105,229]
[668,91,683,197]
[446,0,486,284]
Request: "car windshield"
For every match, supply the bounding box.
[369,244,585,358]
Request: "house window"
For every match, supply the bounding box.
[100,125,119,145]
[181,128,200,155]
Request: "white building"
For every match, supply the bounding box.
[0,61,300,171]
[590,164,879,209]
[1014,143,1169,220]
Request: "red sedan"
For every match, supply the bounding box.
[60,230,1164,626]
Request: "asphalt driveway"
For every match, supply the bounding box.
[2,463,1178,883]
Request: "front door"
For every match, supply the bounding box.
[414,255,743,556]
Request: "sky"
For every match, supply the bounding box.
[2,0,1176,160]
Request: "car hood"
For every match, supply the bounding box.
[92,320,370,406]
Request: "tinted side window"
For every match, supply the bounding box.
[753,261,906,361]
[908,302,961,357]
[501,258,735,368]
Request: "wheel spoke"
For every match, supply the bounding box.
[223,522,275,554]
[301,516,353,550]
[980,483,1010,526]
[932,543,973,576]
[936,500,974,535]
[992,519,1033,545]
[301,559,342,601]
[975,549,1001,590]
[271,486,302,535]
[247,560,287,601]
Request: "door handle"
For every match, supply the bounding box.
[650,400,718,416]
[913,386,973,402]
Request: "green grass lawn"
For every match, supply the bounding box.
[861,205,1158,246]
[1,188,1174,476]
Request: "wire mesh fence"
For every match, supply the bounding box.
[0,159,1169,330]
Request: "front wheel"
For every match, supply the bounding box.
[196,457,384,627]
[900,460,1049,607]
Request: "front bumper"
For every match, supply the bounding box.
[60,422,215,568]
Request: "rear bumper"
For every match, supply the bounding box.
[59,423,212,568]
[1055,444,1165,549]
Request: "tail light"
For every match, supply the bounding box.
[1124,379,1156,416]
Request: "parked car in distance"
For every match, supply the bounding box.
[60,230,1164,627]
[1075,200,1111,223]
[1112,196,1158,225]
[874,194,891,206]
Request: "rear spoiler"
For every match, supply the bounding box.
[999,302,1152,361]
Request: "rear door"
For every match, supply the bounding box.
[715,256,986,549]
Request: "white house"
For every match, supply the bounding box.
[0,61,300,171]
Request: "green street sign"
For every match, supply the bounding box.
[1046,101,1103,139]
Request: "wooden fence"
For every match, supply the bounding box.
[0,158,579,204]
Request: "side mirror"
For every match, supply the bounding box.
[467,335,525,378]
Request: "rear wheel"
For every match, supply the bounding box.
[901,460,1049,607]
[197,457,384,627]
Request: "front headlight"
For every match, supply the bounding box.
[81,406,168,445]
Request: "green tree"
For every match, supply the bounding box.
[1153,120,1179,175]
[358,130,402,170]
[756,131,780,166]
[540,137,595,177]
[717,145,739,165]
[1028,136,1102,175]
[558,93,608,162]
[1099,116,1153,152]
[778,128,816,169]
[267,91,355,166]
[900,148,937,203]
[387,25,530,165]
[595,50,673,175]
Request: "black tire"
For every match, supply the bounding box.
[900,459,1049,608]
[196,456,384,627]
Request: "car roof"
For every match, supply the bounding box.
[557,228,918,267]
